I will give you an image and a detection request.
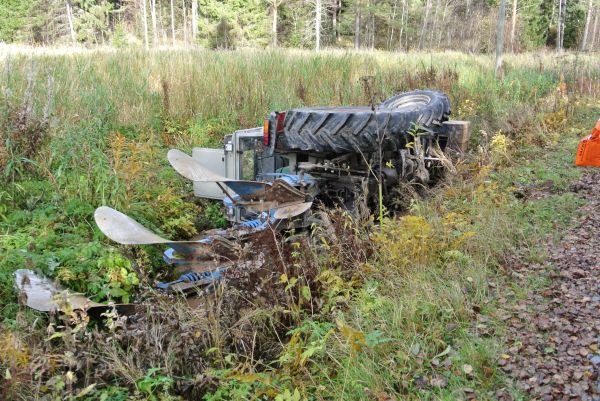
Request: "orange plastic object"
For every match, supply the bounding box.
[575,119,600,167]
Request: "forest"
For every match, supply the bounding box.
[1,0,600,52]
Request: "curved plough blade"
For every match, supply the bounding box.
[168,148,269,195]
[168,149,308,211]
[94,206,237,257]
[168,149,229,182]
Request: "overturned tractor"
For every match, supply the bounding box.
[93,89,469,295]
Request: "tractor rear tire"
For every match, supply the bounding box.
[279,90,450,153]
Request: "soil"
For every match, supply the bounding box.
[500,170,600,400]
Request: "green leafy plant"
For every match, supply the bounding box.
[95,253,139,303]
[135,368,176,401]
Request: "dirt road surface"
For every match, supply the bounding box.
[501,170,600,400]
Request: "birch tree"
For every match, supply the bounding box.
[316,0,322,50]
[355,0,361,48]
[141,0,149,49]
[419,0,432,49]
[368,1,375,49]
[388,0,398,48]
[510,0,517,51]
[150,0,158,45]
[591,7,599,50]
[581,0,594,50]
[192,0,198,42]
[158,1,166,42]
[430,0,441,47]
[495,0,507,77]
[182,0,187,45]
[557,0,564,51]
[65,0,76,42]
[437,0,450,48]
[333,0,341,42]
[268,0,283,46]
[170,0,175,45]
[399,0,408,49]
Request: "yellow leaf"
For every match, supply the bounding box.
[75,383,97,398]
[46,332,65,341]
[336,319,366,352]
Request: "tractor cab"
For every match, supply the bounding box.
[191,127,318,223]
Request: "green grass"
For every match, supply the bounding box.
[0,48,599,400]
[302,132,589,401]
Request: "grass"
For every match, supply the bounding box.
[0,48,599,400]
[298,138,589,401]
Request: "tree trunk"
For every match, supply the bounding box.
[170,0,176,46]
[389,0,398,49]
[336,0,341,42]
[192,0,198,42]
[65,0,76,43]
[316,0,322,50]
[560,0,566,50]
[142,0,149,50]
[399,0,407,49]
[355,1,361,49]
[495,0,507,77]
[150,0,158,45]
[332,0,337,43]
[272,1,278,46]
[364,8,370,48]
[591,7,599,50]
[447,22,453,48]
[159,1,166,42]
[557,0,564,51]
[430,0,441,48]
[510,0,517,52]
[438,0,449,48]
[461,0,470,44]
[419,0,432,50]
[370,9,375,49]
[581,0,594,50]
[182,0,188,46]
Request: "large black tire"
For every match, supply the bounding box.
[278,90,450,153]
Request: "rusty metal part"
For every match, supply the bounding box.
[271,201,313,219]
[298,161,365,176]
[238,179,305,203]
[164,255,264,294]
[228,179,308,217]
[14,269,136,315]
